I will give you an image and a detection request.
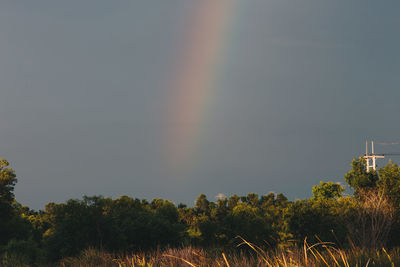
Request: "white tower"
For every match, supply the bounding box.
[363,140,384,172]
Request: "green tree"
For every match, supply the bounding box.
[377,161,400,247]
[246,193,259,207]
[216,197,228,220]
[195,194,209,214]
[312,181,345,199]
[345,158,378,193]
[378,160,400,206]
[0,159,17,212]
[275,193,288,206]
[227,194,240,210]
[0,159,18,246]
[260,193,275,209]
[286,197,355,245]
[225,202,274,245]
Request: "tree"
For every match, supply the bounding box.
[195,194,209,214]
[377,161,400,246]
[227,194,240,210]
[348,188,394,249]
[312,181,345,199]
[345,158,378,193]
[378,160,400,206]
[246,193,259,207]
[0,158,17,209]
[215,197,228,220]
[286,197,355,245]
[275,193,288,206]
[0,158,18,245]
[226,202,274,245]
[260,193,275,208]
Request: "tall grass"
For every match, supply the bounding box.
[56,239,400,267]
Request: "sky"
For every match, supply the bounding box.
[1,0,400,210]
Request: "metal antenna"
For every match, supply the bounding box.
[363,140,384,172]
[365,140,370,171]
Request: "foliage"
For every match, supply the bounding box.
[4,156,400,264]
[349,188,395,249]
[0,159,17,204]
[378,160,400,207]
[1,239,44,266]
[285,197,356,245]
[42,196,184,260]
[345,158,378,192]
[0,159,18,246]
[312,181,345,199]
[60,242,400,267]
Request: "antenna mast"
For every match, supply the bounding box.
[363,140,384,172]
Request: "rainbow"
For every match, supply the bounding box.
[165,0,240,173]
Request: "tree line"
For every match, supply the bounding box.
[1,157,400,264]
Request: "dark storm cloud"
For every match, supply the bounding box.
[1,0,399,209]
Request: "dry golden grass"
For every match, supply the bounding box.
[56,237,400,267]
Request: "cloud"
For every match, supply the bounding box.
[216,193,226,200]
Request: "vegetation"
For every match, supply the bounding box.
[2,157,400,266]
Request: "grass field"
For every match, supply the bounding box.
[3,238,400,266]
[57,239,400,267]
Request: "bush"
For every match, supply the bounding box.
[1,239,44,266]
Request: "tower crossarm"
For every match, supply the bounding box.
[380,153,400,156]
[366,154,385,158]
[363,141,400,172]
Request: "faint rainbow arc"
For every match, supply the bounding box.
[165,0,240,173]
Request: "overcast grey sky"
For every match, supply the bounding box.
[1,0,400,210]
